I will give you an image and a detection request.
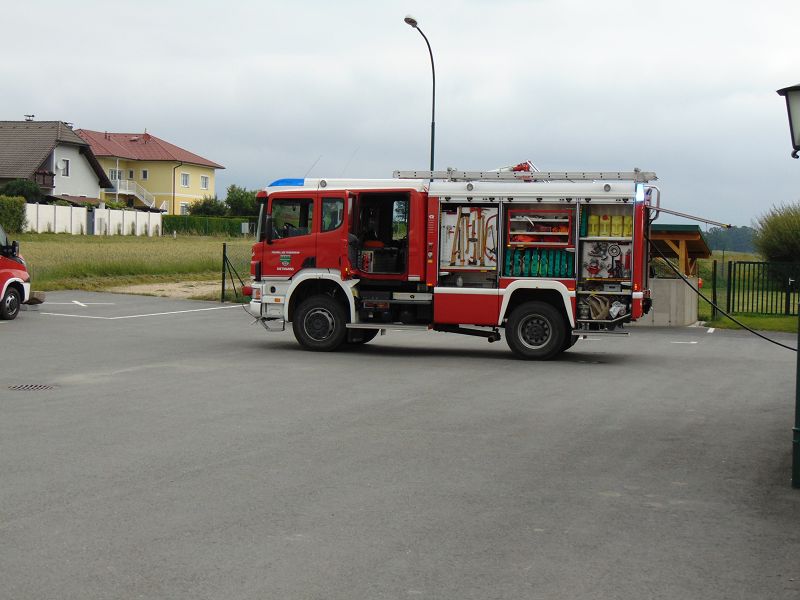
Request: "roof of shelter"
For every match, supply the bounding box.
[650,224,712,259]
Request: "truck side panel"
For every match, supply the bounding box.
[433,288,500,326]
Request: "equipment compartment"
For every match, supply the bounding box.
[506,207,574,248]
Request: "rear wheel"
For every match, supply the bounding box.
[292,295,348,351]
[505,301,566,360]
[1,287,21,320]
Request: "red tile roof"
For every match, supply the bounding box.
[75,129,224,169]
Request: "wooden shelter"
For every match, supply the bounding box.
[649,224,711,276]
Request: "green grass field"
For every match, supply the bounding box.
[16,233,252,291]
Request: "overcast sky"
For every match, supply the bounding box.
[3,0,799,226]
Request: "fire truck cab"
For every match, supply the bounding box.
[0,223,32,320]
[246,168,657,359]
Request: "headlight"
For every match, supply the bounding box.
[12,255,26,268]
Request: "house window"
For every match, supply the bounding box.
[142,169,148,180]
[200,175,209,190]
[181,173,190,187]
[180,203,189,215]
[61,159,70,177]
[128,169,134,179]
[109,168,122,180]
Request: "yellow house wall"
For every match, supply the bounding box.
[98,157,218,214]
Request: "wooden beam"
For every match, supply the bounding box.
[650,232,703,241]
[679,240,689,275]
[664,240,681,255]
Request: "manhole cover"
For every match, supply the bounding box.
[7,384,57,391]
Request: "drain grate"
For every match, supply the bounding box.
[8,384,57,391]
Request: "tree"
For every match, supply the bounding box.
[225,184,257,216]
[1,179,42,203]
[703,225,755,253]
[753,202,800,262]
[189,195,227,217]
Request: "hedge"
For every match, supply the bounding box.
[162,215,253,236]
[0,195,27,233]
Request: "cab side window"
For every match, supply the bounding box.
[321,197,344,232]
[272,198,314,238]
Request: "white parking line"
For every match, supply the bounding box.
[46,302,116,306]
[707,328,715,334]
[41,305,243,320]
[671,341,699,344]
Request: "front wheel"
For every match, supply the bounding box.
[347,329,379,345]
[505,301,567,360]
[562,334,579,352]
[292,295,348,352]
[1,287,21,320]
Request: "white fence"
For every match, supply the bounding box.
[25,204,162,236]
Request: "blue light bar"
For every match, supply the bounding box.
[268,178,305,187]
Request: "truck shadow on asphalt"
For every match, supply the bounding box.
[249,339,635,365]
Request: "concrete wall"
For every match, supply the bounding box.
[633,277,699,327]
[25,204,87,234]
[93,208,160,236]
[25,204,161,236]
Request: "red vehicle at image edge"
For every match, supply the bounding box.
[243,167,657,360]
[0,223,38,320]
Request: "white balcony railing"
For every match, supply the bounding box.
[109,179,157,209]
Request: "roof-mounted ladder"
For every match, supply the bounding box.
[393,168,657,183]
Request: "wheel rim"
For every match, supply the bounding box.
[5,292,19,317]
[517,314,551,349]
[304,307,336,341]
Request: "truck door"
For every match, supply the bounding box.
[314,191,351,277]
[263,194,316,277]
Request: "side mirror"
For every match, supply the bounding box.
[11,241,19,257]
[265,214,274,244]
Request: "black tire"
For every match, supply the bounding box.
[505,301,567,360]
[1,287,21,320]
[292,294,348,351]
[562,334,579,351]
[347,329,379,345]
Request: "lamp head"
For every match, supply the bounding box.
[404,15,418,28]
[777,84,800,159]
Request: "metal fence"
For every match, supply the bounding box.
[221,242,253,303]
[726,261,800,316]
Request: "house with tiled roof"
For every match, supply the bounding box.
[0,121,112,205]
[76,129,224,214]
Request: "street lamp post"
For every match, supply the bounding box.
[404,15,435,173]
[777,84,800,488]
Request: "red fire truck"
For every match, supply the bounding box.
[0,223,32,320]
[244,167,657,359]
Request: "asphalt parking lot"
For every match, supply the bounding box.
[2,291,799,599]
